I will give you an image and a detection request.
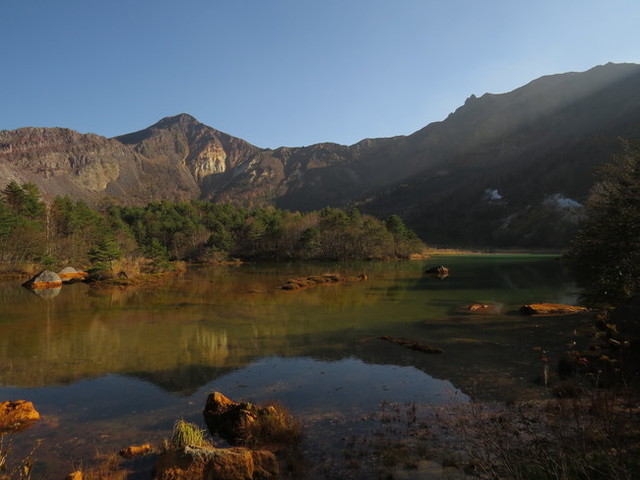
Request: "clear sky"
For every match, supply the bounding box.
[1,0,639,148]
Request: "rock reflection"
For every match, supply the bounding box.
[29,286,61,299]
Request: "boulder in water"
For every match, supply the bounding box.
[22,270,62,289]
[0,400,41,433]
[58,266,88,282]
[424,265,449,278]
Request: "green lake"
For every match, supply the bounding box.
[0,255,592,477]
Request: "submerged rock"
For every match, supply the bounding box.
[279,272,367,290]
[154,445,279,480]
[380,335,443,354]
[520,303,588,316]
[457,303,502,315]
[424,265,449,278]
[0,400,41,433]
[22,270,62,289]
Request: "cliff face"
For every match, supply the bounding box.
[2,63,640,247]
[0,125,199,204]
[0,127,124,200]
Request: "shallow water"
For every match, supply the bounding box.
[0,255,590,476]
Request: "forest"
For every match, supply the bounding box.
[0,181,426,275]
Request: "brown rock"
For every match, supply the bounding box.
[519,303,588,316]
[154,445,279,480]
[119,443,154,458]
[203,392,262,444]
[202,392,300,449]
[0,400,40,433]
[424,265,449,279]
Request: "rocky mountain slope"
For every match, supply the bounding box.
[1,62,639,247]
[362,62,640,246]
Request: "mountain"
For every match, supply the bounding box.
[361,62,640,246]
[1,62,639,247]
[0,125,199,204]
[117,114,402,208]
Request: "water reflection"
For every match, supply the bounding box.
[29,287,62,299]
[0,256,587,477]
[205,356,468,416]
[0,256,578,396]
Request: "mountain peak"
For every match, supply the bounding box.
[151,113,202,130]
[115,113,213,146]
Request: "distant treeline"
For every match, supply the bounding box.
[0,181,425,272]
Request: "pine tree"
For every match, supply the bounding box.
[88,236,123,273]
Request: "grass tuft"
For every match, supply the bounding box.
[170,419,210,449]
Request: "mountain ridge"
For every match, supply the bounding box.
[2,62,639,247]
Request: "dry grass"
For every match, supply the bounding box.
[108,256,145,278]
[242,402,302,449]
[0,262,42,278]
[0,434,40,480]
[78,451,128,480]
[435,388,640,480]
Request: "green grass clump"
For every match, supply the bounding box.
[170,419,209,448]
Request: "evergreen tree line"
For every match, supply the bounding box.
[0,181,425,272]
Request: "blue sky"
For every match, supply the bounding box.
[2,0,639,148]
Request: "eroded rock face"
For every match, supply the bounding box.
[0,127,122,191]
[0,400,40,433]
[116,113,256,189]
[0,124,200,204]
[153,445,279,480]
[189,141,227,180]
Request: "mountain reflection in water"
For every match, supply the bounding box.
[0,256,588,476]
